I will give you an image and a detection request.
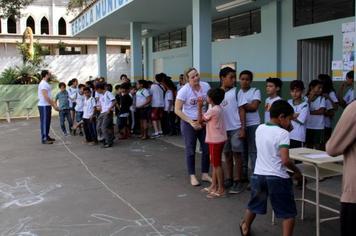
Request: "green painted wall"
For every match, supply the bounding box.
[0,85,59,119]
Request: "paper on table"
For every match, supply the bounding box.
[303,153,332,159]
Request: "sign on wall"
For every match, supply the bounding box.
[342,22,355,79]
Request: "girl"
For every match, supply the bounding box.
[135,80,152,140]
[318,74,338,145]
[198,88,227,198]
[175,67,211,186]
[306,80,326,150]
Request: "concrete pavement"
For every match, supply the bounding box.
[0,118,341,236]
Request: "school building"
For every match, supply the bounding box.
[70,0,355,92]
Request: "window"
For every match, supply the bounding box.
[26,16,35,34]
[41,17,49,35]
[59,45,86,55]
[7,16,17,34]
[294,0,355,27]
[153,28,187,52]
[58,17,67,35]
[212,9,261,41]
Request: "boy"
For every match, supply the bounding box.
[288,80,309,148]
[82,87,97,144]
[238,70,261,180]
[96,83,116,148]
[116,83,133,139]
[150,73,166,138]
[264,77,282,123]
[74,84,86,136]
[55,82,73,136]
[240,100,302,236]
[338,71,354,108]
[219,67,247,194]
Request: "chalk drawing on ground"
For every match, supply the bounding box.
[0,177,62,209]
[1,214,201,236]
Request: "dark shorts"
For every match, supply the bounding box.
[151,107,164,121]
[137,107,150,121]
[76,111,83,123]
[117,116,129,130]
[71,102,77,111]
[248,175,297,219]
[223,129,244,153]
[306,129,324,146]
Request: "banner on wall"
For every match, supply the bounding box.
[340,22,355,81]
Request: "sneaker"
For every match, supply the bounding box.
[79,131,84,136]
[229,182,246,194]
[151,133,160,138]
[102,143,113,148]
[63,133,69,136]
[47,136,56,142]
[42,140,53,144]
[224,179,233,188]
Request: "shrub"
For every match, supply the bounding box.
[0,68,18,85]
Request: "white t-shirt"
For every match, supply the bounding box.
[67,87,78,107]
[164,90,174,112]
[38,80,52,106]
[99,91,115,114]
[254,123,290,179]
[264,96,282,123]
[75,93,85,112]
[176,82,211,120]
[150,83,165,108]
[344,88,354,105]
[238,88,261,127]
[324,91,338,128]
[136,88,151,108]
[221,88,247,131]
[288,99,309,142]
[83,97,96,119]
[306,96,326,130]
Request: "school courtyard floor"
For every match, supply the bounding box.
[0,118,341,236]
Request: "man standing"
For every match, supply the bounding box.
[38,70,58,144]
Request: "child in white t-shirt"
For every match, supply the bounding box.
[338,71,354,109]
[306,80,326,150]
[238,71,261,178]
[82,87,97,144]
[288,80,309,148]
[264,77,282,123]
[240,100,301,236]
[136,80,152,140]
[162,77,177,135]
[73,84,85,136]
[198,88,227,198]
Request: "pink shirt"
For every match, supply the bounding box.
[203,105,227,144]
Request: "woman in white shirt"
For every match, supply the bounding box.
[175,68,212,186]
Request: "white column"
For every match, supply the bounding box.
[1,18,8,34]
[143,37,149,79]
[130,22,143,81]
[97,36,107,79]
[192,0,212,81]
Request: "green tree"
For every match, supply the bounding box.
[0,0,33,18]
[67,0,92,11]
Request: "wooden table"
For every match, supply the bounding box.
[0,99,20,123]
[290,148,343,236]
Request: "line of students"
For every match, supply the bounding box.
[54,73,182,147]
[175,67,354,236]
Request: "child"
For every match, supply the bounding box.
[238,70,261,180]
[136,80,152,140]
[162,77,177,136]
[306,80,326,150]
[198,88,227,198]
[82,87,97,145]
[338,71,354,108]
[74,84,86,136]
[55,82,73,136]
[68,78,78,123]
[240,100,302,236]
[288,80,309,148]
[96,83,116,148]
[129,85,137,134]
[116,83,133,139]
[264,77,282,123]
[318,74,338,144]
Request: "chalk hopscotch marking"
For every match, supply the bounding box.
[1,215,200,236]
[50,128,163,236]
[0,177,61,209]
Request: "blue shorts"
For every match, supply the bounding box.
[76,111,84,123]
[247,175,297,219]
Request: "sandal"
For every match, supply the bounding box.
[201,187,214,193]
[239,220,250,236]
[206,191,226,199]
